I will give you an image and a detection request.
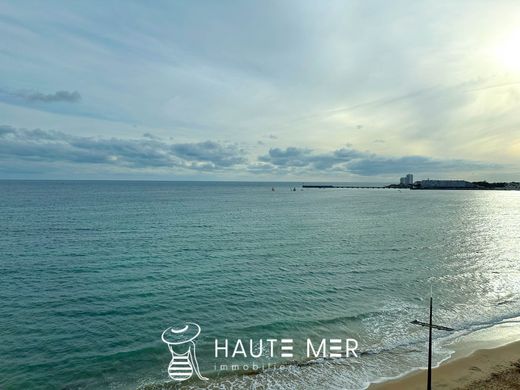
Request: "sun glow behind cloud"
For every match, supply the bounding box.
[492,29,520,73]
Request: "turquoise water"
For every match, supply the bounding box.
[1,181,520,389]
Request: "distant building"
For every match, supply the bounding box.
[416,180,477,189]
[398,174,414,186]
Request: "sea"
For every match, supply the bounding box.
[1,180,520,390]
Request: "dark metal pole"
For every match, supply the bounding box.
[427,296,432,390]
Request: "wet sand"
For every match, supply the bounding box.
[370,340,520,390]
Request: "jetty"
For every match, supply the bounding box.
[302,185,390,189]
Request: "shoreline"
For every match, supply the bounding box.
[369,318,520,390]
[369,340,520,389]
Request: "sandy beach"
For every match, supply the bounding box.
[370,340,520,390]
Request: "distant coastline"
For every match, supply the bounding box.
[302,174,520,191]
[389,176,520,190]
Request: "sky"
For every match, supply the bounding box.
[0,0,519,182]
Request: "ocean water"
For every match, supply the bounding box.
[1,180,520,390]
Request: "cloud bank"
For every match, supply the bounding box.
[0,126,245,171]
[258,147,496,176]
[0,125,497,178]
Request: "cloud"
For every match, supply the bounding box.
[259,146,365,171]
[0,125,246,171]
[171,141,246,167]
[0,126,502,178]
[259,147,314,167]
[2,89,81,103]
[0,126,16,136]
[257,146,497,176]
[0,1,518,182]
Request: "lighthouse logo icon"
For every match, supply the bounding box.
[161,322,208,382]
